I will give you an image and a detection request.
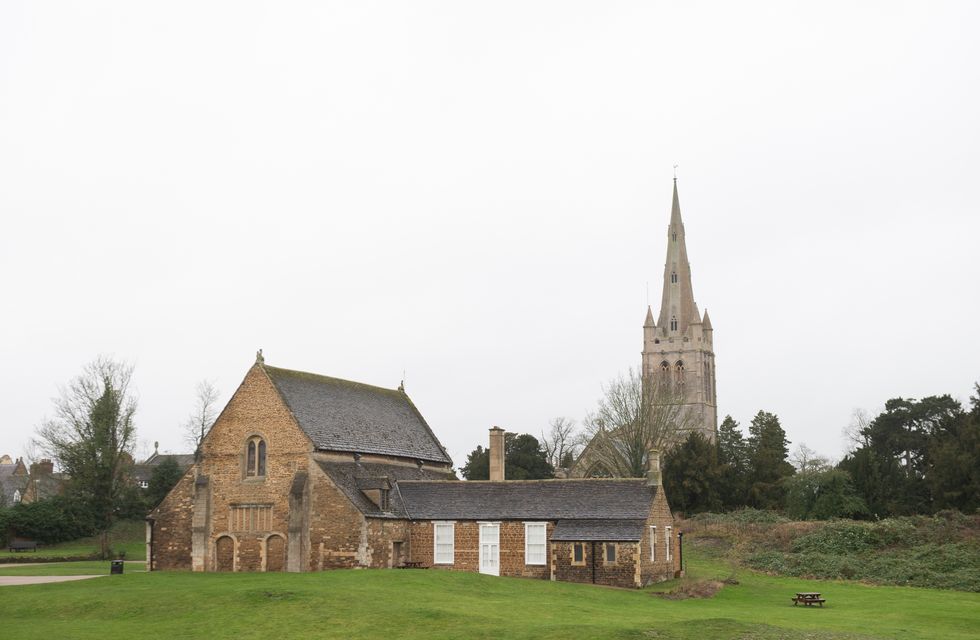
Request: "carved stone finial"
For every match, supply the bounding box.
[398,380,405,392]
[256,349,264,364]
[154,441,159,454]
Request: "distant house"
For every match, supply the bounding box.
[148,354,680,587]
[133,445,194,490]
[0,455,28,506]
[21,459,66,504]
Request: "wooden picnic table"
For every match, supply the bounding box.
[792,592,826,607]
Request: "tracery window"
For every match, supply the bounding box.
[670,272,678,284]
[675,360,685,384]
[670,316,678,331]
[245,435,267,478]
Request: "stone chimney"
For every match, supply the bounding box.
[31,459,55,476]
[489,427,506,482]
[646,449,661,487]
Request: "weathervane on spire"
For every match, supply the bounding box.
[673,164,679,180]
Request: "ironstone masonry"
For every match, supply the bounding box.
[147,355,680,587]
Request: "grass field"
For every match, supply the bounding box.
[0,549,975,639]
[0,520,146,561]
[0,561,145,576]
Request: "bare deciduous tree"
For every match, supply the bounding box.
[790,442,830,473]
[577,367,698,478]
[541,417,580,470]
[184,380,220,460]
[34,357,137,558]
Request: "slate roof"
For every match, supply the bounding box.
[316,460,455,519]
[265,366,452,465]
[134,453,196,484]
[551,519,646,541]
[397,479,656,521]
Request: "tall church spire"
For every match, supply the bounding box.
[656,179,700,335]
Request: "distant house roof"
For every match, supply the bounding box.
[551,519,647,541]
[265,365,452,465]
[316,460,454,519]
[134,452,195,484]
[396,479,656,521]
[143,452,195,467]
[0,464,28,505]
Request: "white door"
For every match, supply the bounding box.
[479,523,500,576]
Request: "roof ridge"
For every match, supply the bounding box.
[264,365,402,395]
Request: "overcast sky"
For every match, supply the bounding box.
[2,1,978,470]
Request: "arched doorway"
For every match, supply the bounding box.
[265,534,286,572]
[216,536,235,572]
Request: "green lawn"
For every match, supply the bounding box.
[0,520,145,561]
[0,550,976,640]
[0,561,145,576]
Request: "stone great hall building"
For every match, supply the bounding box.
[146,181,712,586]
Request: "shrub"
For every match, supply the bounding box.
[0,496,97,544]
[791,521,874,554]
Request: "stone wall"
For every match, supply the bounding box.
[364,518,411,568]
[409,520,552,580]
[552,541,640,588]
[637,487,680,584]
[195,364,315,572]
[307,462,366,569]
[148,469,196,570]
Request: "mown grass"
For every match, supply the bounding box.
[0,548,976,640]
[0,520,145,561]
[0,561,145,576]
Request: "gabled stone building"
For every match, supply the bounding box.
[0,456,28,506]
[149,355,680,586]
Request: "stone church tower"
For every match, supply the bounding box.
[641,179,717,440]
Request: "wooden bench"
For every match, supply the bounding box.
[8,540,38,552]
[399,561,428,569]
[792,592,826,607]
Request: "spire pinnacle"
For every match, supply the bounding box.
[644,305,656,328]
[657,179,700,334]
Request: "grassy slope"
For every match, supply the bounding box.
[0,551,976,640]
[0,520,145,561]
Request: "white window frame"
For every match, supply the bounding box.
[649,525,657,562]
[433,521,455,565]
[524,522,547,566]
[665,526,673,562]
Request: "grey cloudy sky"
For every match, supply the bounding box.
[2,1,978,469]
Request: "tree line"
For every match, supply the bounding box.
[663,385,979,518]
[459,370,979,521]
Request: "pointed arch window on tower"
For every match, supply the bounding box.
[675,360,685,384]
[670,316,678,332]
[670,272,678,284]
[672,231,677,242]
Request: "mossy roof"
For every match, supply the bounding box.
[264,365,452,465]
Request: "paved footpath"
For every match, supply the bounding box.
[0,575,105,586]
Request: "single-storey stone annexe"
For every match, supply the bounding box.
[147,356,681,587]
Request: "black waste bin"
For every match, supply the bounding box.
[110,560,124,575]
